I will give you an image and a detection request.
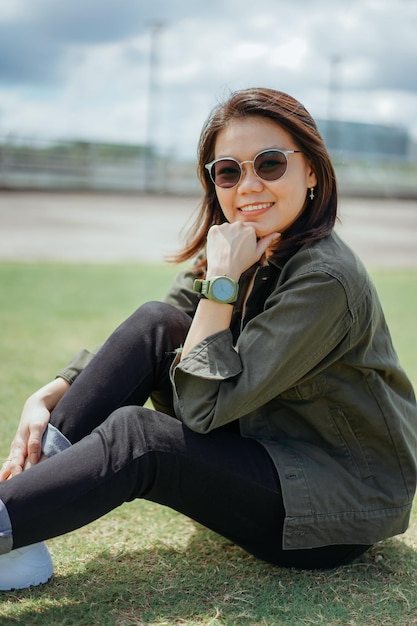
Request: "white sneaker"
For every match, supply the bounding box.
[0,542,53,590]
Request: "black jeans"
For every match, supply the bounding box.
[0,302,370,569]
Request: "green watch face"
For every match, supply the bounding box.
[211,277,235,301]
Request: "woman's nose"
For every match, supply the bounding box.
[237,164,264,192]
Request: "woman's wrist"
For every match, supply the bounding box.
[206,269,241,282]
[28,378,70,412]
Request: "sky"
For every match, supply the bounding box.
[0,0,416,158]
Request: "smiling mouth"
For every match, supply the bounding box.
[238,202,274,213]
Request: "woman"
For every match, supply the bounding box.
[1,88,416,590]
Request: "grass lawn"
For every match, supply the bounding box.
[0,262,416,626]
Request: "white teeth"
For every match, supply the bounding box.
[239,203,272,212]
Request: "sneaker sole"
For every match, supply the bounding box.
[0,573,53,591]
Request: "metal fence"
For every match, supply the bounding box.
[1,137,416,198]
[0,139,200,195]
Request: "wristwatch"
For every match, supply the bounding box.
[193,275,239,304]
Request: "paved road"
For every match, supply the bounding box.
[0,192,416,268]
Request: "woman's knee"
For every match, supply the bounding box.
[112,301,191,349]
[130,301,189,328]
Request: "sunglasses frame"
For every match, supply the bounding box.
[205,148,302,189]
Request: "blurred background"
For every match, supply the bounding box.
[0,0,416,197]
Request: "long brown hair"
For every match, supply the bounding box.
[170,87,337,267]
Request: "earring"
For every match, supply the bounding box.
[309,187,315,200]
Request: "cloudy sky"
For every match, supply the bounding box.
[0,0,416,158]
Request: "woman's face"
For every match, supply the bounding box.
[213,116,317,238]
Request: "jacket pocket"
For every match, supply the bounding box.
[329,407,372,480]
[280,375,327,401]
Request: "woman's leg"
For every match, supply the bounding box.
[0,407,283,555]
[48,301,191,443]
[0,302,191,589]
[0,407,369,570]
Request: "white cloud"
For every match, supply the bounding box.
[0,0,27,21]
[269,38,309,70]
[342,58,375,87]
[0,0,416,158]
[233,43,268,62]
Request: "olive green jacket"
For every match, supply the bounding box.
[59,232,417,550]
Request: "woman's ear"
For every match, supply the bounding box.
[307,164,317,189]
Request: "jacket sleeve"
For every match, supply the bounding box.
[56,346,100,384]
[171,268,355,433]
[163,267,200,318]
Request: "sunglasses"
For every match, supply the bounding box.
[205,149,302,189]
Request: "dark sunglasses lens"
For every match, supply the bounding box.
[254,150,287,181]
[211,159,241,188]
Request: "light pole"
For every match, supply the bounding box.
[327,55,342,153]
[145,21,164,192]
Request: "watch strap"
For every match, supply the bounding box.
[193,276,239,303]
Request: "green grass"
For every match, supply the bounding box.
[0,262,416,626]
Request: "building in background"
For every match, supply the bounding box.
[318,119,411,162]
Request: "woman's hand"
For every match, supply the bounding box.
[206,222,280,279]
[0,377,69,480]
[179,223,280,361]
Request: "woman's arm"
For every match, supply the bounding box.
[181,222,279,359]
[0,377,70,480]
[173,262,352,434]
[0,344,101,480]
